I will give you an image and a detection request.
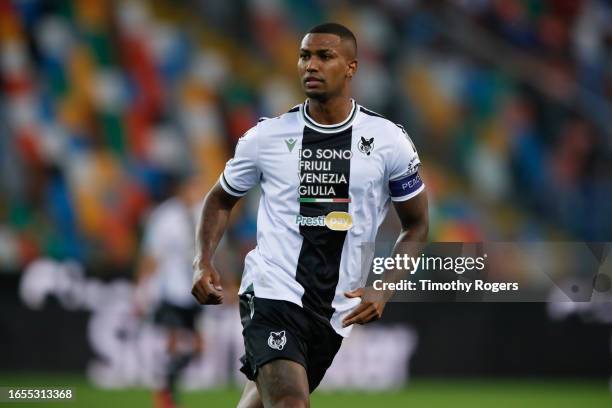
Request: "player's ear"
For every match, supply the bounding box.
[347,59,357,79]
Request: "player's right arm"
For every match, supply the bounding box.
[192,126,261,305]
[191,183,240,305]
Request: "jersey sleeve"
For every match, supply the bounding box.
[387,126,425,202]
[219,125,261,197]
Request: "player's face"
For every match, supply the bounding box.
[298,33,356,100]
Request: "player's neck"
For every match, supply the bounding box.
[306,96,353,126]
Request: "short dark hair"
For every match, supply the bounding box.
[307,23,357,56]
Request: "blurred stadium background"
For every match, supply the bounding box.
[1,0,612,406]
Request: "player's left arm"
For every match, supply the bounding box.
[343,125,428,328]
[342,190,428,327]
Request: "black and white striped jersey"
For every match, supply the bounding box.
[219,99,425,336]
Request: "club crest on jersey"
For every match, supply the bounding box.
[358,137,374,156]
[267,330,287,350]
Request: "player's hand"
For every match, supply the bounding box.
[191,261,224,305]
[341,287,388,328]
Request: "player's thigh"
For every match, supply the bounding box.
[256,359,309,408]
[236,381,262,408]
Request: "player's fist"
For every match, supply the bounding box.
[191,260,224,305]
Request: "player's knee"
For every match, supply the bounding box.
[257,359,309,407]
[269,393,309,408]
[263,377,309,408]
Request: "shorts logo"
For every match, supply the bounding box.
[358,136,374,156]
[267,330,287,350]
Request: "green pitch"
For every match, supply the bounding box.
[1,374,610,407]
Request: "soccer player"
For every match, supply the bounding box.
[192,23,428,407]
[135,173,205,408]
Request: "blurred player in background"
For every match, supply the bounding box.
[135,171,206,408]
[192,23,428,407]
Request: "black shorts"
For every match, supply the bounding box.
[153,301,203,330]
[239,292,343,392]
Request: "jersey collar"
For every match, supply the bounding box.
[299,99,357,134]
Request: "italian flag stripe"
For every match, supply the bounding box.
[298,198,351,203]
